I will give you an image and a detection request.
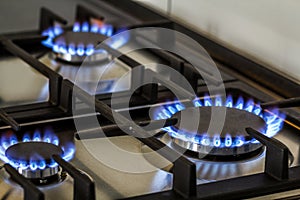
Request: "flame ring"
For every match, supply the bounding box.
[153,95,285,148]
[0,129,75,171]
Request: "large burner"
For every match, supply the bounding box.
[153,95,285,160]
[5,142,62,179]
[42,21,130,64]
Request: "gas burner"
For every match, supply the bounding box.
[0,128,75,181]
[153,95,285,160]
[5,142,62,179]
[52,31,108,63]
[42,21,129,64]
[171,106,266,158]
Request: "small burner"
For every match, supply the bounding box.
[0,128,75,182]
[52,31,108,63]
[171,107,265,158]
[153,95,285,160]
[5,142,63,179]
[42,21,130,64]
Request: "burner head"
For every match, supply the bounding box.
[52,31,108,63]
[41,22,130,64]
[172,107,265,158]
[5,142,63,179]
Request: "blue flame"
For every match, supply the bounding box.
[153,95,285,148]
[38,160,46,170]
[77,43,85,56]
[106,29,130,49]
[42,22,129,56]
[224,134,232,147]
[204,96,212,106]
[68,43,76,55]
[41,25,63,48]
[30,159,38,171]
[0,128,75,171]
[81,22,89,32]
[85,44,95,56]
[23,133,31,142]
[73,22,80,32]
[61,144,75,161]
[91,24,99,33]
[99,24,113,36]
[33,129,41,141]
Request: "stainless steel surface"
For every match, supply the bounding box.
[0,4,300,199]
[0,57,48,107]
[0,96,298,198]
[1,97,298,199]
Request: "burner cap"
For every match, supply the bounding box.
[5,142,63,179]
[171,107,266,159]
[53,31,108,63]
[174,106,266,138]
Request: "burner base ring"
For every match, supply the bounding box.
[171,136,263,158]
[53,50,109,64]
[162,133,265,162]
[17,166,60,179]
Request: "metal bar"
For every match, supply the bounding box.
[141,83,158,103]
[246,128,291,180]
[173,156,197,198]
[97,43,140,67]
[96,43,145,93]
[261,97,300,109]
[59,79,73,113]
[138,118,178,128]
[39,7,67,32]
[145,69,196,101]
[76,5,104,23]
[184,63,223,87]
[52,155,95,200]
[134,35,183,72]
[4,164,44,200]
[12,35,48,44]
[76,118,178,140]
[0,109,20,131]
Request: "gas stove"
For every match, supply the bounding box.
[0,1,300,200]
